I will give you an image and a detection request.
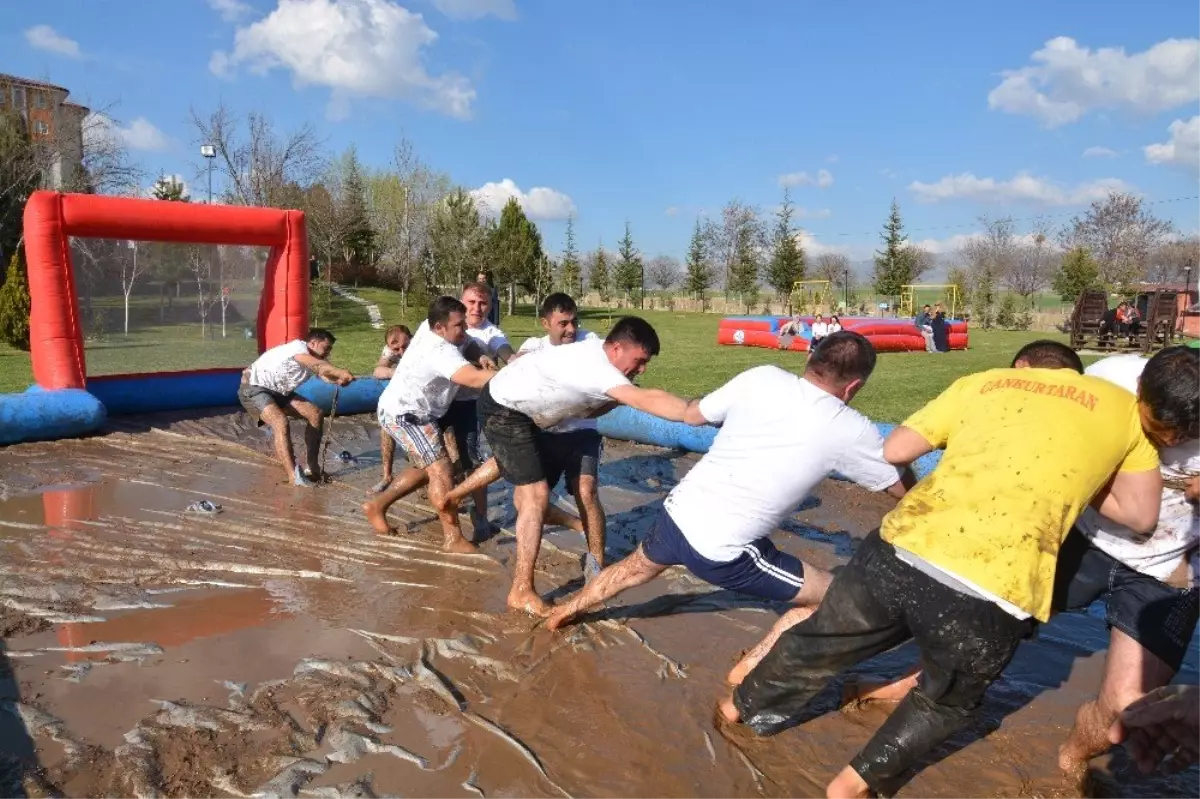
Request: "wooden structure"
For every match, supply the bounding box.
[1069,289,1180,353]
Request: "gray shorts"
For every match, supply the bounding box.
[238,384,293,425]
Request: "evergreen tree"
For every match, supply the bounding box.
[151,175,190,202]
[613,220,643,305]
[766,188,804,300]
[589,242,610,301]
[559,214,582,295]
[0,249,31,350]
[339,147,376,274]
[490,198,543,313]
[995,293,1017,329]
[728,223,761,311]
[683,218,712,300]
[429,187,485,288]
[1052,247,1102,301]
[872,200,914,303]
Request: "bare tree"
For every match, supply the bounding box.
[1059,192,1174,289]
[1004,221,1056,301]
[188,247,220,339]
[704,199,762,292]
[813,253,853,292]
[647,254,682,291]
[904,244,935,283]
[379,137,453,303]
[189,103,326,207]
[1147,236,1200,284]
[117,241,146,336]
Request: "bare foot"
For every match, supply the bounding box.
[442,536,480,555]
[1057,744,1090,790]
[362,501,396,535]
[545,606,578,631]
[507,590,552,617]
[718,694,741,724]
[368,478,392,495]
[826,766,874,799]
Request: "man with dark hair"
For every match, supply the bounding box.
[440,315,696,615]
[239,327,355,487]
[1010,338,1085,372]
[546,333,913,671]
[724,336,1163,798]
[363,297,495,553]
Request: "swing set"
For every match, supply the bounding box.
[900,284,961,320]
[789,280,834,315]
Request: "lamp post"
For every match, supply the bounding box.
[843,267,849,310]
[200,144,216,203]
[639,259,645,310]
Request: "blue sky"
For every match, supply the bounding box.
[5,0,1199,265]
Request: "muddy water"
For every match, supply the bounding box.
[0,409,1195,797]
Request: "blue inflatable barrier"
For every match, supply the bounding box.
[596,407,944,481]
[86,370,244,415]
[0,386,107,445]
[295,377,388,415]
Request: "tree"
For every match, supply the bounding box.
[1052,247,1102,302]
[647,255,682,291]
[338,147,376,283]
[706,200,761,292]
[587,243,610,301]
[813,253,853,305]
[1148,236,1200,284]
[490,198,543,315]
[151,174,189,202]
[904,244,935,283]
[188,246,220,339]
[996,293,1017,329]
[872,200,914,302]
[1005,223,1055,303]
[0,249,31,350]
[728,221,762,312]
[148,177,191,319]
[428,187,486,290]
[613,220,643,305]
[766,189,805,301]
[559,215,582,296]
[117,241,146,336]
[945,265,971,314]
[683,219,712,302]
[1059,192,1173,291]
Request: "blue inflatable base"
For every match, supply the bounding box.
[596,406,942,481]
[295,377,388,415]
[87,371,244,416]
[0,386,107,445]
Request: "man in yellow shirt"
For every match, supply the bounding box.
[721,340,1162,798]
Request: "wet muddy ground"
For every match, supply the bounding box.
[0,408,1196,798]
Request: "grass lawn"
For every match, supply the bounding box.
[1,286,1091,422]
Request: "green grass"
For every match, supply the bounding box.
[0,287,1089,422]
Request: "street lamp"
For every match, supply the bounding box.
[200,144,216,203]
[843,267,849,310]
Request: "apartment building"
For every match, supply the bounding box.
[0,73,89,189]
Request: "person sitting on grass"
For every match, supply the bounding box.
[362,297,495,553]
[546,333,914,666]
[436,316,705,616]
[238,328,355,488]
[371,324,413,492]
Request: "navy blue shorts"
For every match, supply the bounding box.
[641,507,805,602]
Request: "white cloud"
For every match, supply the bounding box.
[209,0,254,21]
[211,0,475,121]
[471,178,576,221]
[24,25,82,58]
[1082,146,1117,158]
[793,232,871,260]
[83,113,171,153]
[825,154,839,164]
[988,36,1200,127]
[665,206,679,217]
[778,168,833,189]
[880,168,898,179]
[1144,116,1200,172]
[432,0,516,20]
[908,171,1130,206]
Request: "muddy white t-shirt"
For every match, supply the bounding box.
[516,330,601,433]
[247,340,311,394]
[1075,354,1199,582]
[487,337,629,429]
[456,322,511,403]
[664,365,901,562]
[377,330,469,422]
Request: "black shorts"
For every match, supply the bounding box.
[478,384,544,486]
[1053,527,1199,672]
[538,429,601,493]
[439,399,480,472]
[238,384,293,426]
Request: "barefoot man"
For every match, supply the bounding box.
[238,328,354,487]
[444,316,702,615]
[372,324,412,492]
[546,333,913,687]
[363,297,494,553]
[723,340,1163,799]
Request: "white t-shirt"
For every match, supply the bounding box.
[377,329,470,422]
[828,322,842,333]
[516,330,601,433]
[811,321,829,338]
[1074,354,1199,582]
[664,365,901,562]
[247,340,312,394]
[456,321,511,402]
[487,337,630,429]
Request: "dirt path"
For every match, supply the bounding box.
[0,409,1195,797]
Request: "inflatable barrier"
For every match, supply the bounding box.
[0,386,107,446]
[295,377,389,415]
[87,369,246,416]
[718,315,968,352]
[596,406,943,481]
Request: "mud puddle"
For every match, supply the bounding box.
[0,407,1195,797]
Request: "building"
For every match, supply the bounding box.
[0,73,90,189]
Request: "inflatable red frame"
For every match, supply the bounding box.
[23,191,309,391]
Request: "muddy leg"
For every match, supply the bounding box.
[726,563,833,686]
[362,466,428,535]
[826,766,873,799]
[259,404,300,483]
[288,398,324,479]
[508,481,551,616]
[546,545,666,630]
[426,459,478,554]
[436,457,502,512]
[843,668,921,706]
[544,503,585,533]
[372,430,396,493]
[573,475,606,567]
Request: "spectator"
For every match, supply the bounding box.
[914,304,935,353]
[810,313,829,349]
[478,271,501,327]
[931,303,950,353]
[829,314,843,334]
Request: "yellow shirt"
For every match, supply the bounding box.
[880,367,1160,621]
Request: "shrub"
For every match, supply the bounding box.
[0,250,31,350]
[996,294,1017,329]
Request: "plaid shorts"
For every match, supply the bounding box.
[378,409,446,468]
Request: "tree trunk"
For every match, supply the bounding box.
[506,283,515,318]
[221,302,227,338]
[124,291,130,336]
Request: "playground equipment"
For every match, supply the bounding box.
[1069,288,1181,353]
[717,315,968,352]
[899,284,960,320]
[789,279,833,314]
